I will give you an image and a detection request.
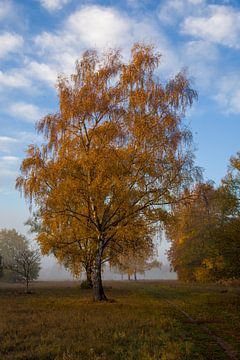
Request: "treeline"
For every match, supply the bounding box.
[166,152,240,282]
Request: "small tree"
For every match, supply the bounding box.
[10,248,41,293]
[0,228,28,282]
[113,247,161,280]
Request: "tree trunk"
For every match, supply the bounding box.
[85,265,93,288]
[26,276,29,294]
[134,270,137,281]
[128,273,131,281]
[92,249,107,301]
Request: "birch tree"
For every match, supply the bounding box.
[16,44,198,300]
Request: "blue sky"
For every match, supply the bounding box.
[0,0,240,235]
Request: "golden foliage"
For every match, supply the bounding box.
[16,43,197,299]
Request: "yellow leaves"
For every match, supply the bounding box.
[202,256,225,271]
[16,43,197,280]
[194,256,225,283]
[131,43,160,74]
[230,152,240,171]
[194,267,209,282]
[129,89,148,109]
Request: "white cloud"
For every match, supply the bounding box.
[27,61,58,86]
[33,5,178,77]
[158,0,205,25]
[0,0,14,21]
[157,0,240,96]
[34,31,77,74]
[17,131,42,144]
[40,0,70,11]
[214,74,240,115]
[0,70,31,89]
[184,40,218,62]
[0,136,18,153]
[0,56,58,93]
[0,155,19,176]
[159,1,240,49]
[0,132,42,155]
[1,155,19,163]
[0,32,23,58]
[34,6,133,59]
[0,132,42,195]
[66,6,131,48]
[182,5,240,48]
[7,102,43,123]
[179,40,219,88]
[0,155,20,194]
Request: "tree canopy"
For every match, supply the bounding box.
[16,44,198,300]
[10,248,41,293]
[0,228,41,287]
[166,179,240,282]
[0,228,28,282]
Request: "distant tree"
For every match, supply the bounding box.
[0,255,3,278]
[16,44,198,301]
[222,151,240,209]
[10,248,41,293]
[0,228,41,288]
[0,228,28,282]
[116,253,161,281]
[112,231,161,280]
[220,152,240,278]
[166,182,240,282]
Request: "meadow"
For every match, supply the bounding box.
[0,281,239,360]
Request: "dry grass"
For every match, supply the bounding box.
[0,280,239,359]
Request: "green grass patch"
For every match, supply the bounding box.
[0,281,239,359]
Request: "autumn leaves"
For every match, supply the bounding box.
[16,44,197,300]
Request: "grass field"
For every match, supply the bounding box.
[0,280,239,360]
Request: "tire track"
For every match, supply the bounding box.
[155,291,239,360]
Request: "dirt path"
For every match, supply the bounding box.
[161,295,239,360]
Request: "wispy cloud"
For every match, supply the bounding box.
[1,155,19,163]
[214,74,240,114]
[7,102,43,123]
[0,155,20,194]
[33,5,178,77]
[39,0,70,11]
[27,61,58,86]
[0,70,31,89]
[0,0,15,21]
[0,132,42,155]
[0,32,24,58]
[158,0,205,25]
[0,155,20,177]
[0,136,18,153]
[182,5,240,49]
[179,39,219,88]
[159,1,240,49]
